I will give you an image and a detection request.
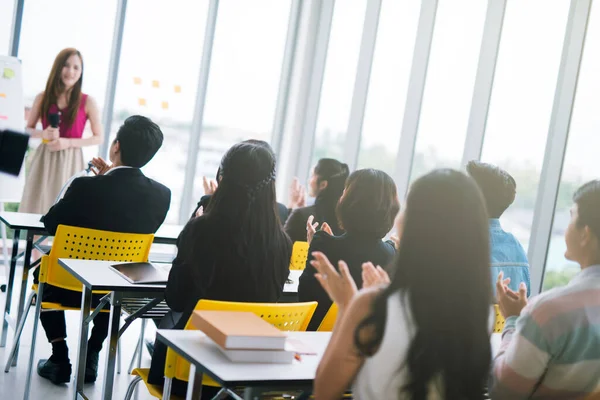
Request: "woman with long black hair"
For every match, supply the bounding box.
[284,158,349,242]
[148,140,292,396]
[311,169,492,400]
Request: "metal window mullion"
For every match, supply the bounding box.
[8,0,24,57]
[178,0,220,224]
[528,0,592,296]
[292,0,336,185]
[393,0,438,198]
[99,0,128,158]
[461,0,507,167]
[343,0,382,171]
[270,0,302,159]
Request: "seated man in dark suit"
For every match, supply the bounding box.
[36,115,171,385]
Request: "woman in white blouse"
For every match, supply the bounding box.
[311,169,492,400]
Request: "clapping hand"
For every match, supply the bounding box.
[90,157,113,175]
[288,178,306,209]
[496,271,527,318]
[203,176,218,195]
[307,215,333,244]
[361,262,390,289]
[310,251,357,309]
[195,206,204,218]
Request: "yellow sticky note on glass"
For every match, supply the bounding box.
[161,101,169,110]
[0,93,6,98]
[152,80,160,88]
[2,68,15,79]
[133,77,142,85]
[138,98,147,106]
[174,85,181,93]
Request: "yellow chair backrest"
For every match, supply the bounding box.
[39,225,154,292]
[289,241,309,270]
[317,303,338,332]
[165,300,318,383]
[493,304,505,333]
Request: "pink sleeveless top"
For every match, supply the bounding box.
[41,93,88,139]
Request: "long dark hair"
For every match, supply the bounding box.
[41,48,83,127]
[355,169,491,399]
[204,141,291,278]
[314,158,349,234]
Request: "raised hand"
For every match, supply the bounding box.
[496,271,527,318]
[310,251,357,309]
[203,176,218,195]
[288,177,306,209]
[90,157,113,175]
[361,262,390,289]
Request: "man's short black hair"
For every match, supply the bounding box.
[466,161,516,218]
[115,115,163,168]
[573,180,600,240]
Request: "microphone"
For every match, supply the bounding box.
[44,112,60,144]
[48,113,60,128]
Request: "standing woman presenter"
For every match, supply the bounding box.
[19,48,103,214]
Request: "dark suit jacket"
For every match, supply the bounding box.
[284,205,344,243]
[43,168,171,235]
[38,167,171,305]
[298,231,396,330]
[191,195,290,225]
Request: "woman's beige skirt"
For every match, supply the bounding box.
[18,144,84,214]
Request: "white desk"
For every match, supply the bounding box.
[0,211,182,357]
[156,330,331,399]
[57,259,167,400]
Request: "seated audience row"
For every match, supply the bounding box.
[33,114,600,399]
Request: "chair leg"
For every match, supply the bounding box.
[163,376,172,399]
[124,375,142,400]
[117,339,121,374]
[137,319,146,369]
[23,283,44,400]
[128,333,141,374]
[4,291,36,372]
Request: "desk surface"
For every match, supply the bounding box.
[57,258,300,294]
[58,258,167,292]
[0,211,45,231]
[156,330,331,387]
[0,211,183,242]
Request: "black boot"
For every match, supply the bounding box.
[85,351,100,383]
[37,359,72,384]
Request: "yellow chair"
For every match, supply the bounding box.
[127,300,318,399]
[493,304,505,333]
[289,241,309,270]
[7,225,154,399]
[317,303,338,332]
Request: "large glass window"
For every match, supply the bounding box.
[110,0,209,223]
[192,0,292,205]
[18,0,118,161]
[410,0,487,180]
[481,0,570,251]
[0,0,15,55]
[543,2,600,291]
[356,0,420,175]
[310,0,369,167]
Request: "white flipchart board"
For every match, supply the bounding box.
[0,56,26,202]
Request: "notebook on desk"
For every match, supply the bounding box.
[109,262,168,284]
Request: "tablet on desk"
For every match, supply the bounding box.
[109,262,168,284]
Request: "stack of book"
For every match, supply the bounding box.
[192,310,305,364]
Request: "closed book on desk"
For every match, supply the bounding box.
[192,310,287,350]
[215,344,295,364]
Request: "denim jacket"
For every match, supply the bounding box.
[489,219,531,297]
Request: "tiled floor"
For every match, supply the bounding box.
[0,290,159,400]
